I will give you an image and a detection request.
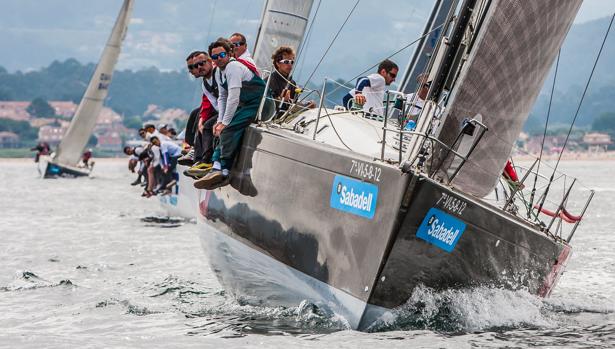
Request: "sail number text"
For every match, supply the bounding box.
[436,192,467,215]
[350,160,382,182]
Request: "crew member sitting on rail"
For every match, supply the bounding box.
[193,38,266,190]
[229,32,258,73]
[150,136,182,195]
[124,145,149,186]
[180,51,220,180]
[342,59,398,116]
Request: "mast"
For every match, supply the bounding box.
[53,0,134,166]
[251,0,314,74]
[398,0,457,94]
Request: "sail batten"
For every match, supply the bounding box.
[53,0,133,166]
[432,0,582,197]
[252,0,314,74]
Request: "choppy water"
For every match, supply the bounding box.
[1,159,614,348]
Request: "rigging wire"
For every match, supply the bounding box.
[205,0,218,44]
[537,12,614,215]
[299,22,447,105]
[302,0,362,88]
[528,49,560,218]
[296,0,322,62]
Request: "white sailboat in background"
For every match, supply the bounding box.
[44,0,134,178]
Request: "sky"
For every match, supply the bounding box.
[0,0,614,87]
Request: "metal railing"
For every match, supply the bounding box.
[256,76,594,243]
[502,160,595,243]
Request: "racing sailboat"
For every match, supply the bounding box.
[196,0,595,330]
[44,0,134,178]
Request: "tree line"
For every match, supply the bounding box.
[0,59,199,117]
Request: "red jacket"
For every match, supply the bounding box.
[199,94,216,121]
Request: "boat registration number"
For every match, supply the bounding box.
[350,160,382,182]
[436,192,467,216]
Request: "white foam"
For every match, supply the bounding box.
[374,285,554,332]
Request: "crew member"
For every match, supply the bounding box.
[266,46,315,119]
[342,59,398,116]
[80,148,93,169]
[398,73,430,130]
[229,32,257,70]
[31,142,50,163]
[151,136,182,194]
[182,51,220,179]
[123,145,148,186]
[194,38,266,190]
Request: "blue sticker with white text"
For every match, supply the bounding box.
[416,207,466,252]
[330,175,378,219]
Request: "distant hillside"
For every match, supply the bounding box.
[527,16,615,131]
[0,17,613,129]
[0,59,201,116]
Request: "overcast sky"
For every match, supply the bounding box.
[0,0,613,86]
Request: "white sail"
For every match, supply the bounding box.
[53,0,134,166]
[252,0,314,73]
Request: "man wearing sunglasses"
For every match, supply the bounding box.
[266,46,315,119]
[180,51,208,164]
[229,32,256,68]
[194,38,266,190]
[342,59,398,117]
[186,51,222,179]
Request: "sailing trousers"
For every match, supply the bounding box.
[184,108,200,147]
[159,156,178,190]
[194,117,217,164]
[212,108,256,170]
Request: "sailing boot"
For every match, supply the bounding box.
[178,149,195,166]
[165,179,177,189]
[183,162,213,179]
[193,170,230,190]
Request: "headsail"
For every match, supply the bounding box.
[252,0,314,74]
[432,0,582,197]
[53,0,134,166]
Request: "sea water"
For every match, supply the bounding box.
[0,159,613,348]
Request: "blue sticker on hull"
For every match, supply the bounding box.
[330,175,378,219]
[416,207,466,252]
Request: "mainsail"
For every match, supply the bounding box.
[252,0,314,73]
[53,0,134,166]
[432,0,582,197]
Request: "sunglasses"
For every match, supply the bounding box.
[210,51,228,60]
[278,59,295,65]
[388,71,397,79]
[187,60,206,70]
[231,41,245,47]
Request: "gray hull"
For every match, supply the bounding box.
[197,126,570,330]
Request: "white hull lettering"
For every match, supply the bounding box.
[428,219,460,245]
[339,186,373,213]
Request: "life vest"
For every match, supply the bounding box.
[235,58,260,77]
[202,66,219,99]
